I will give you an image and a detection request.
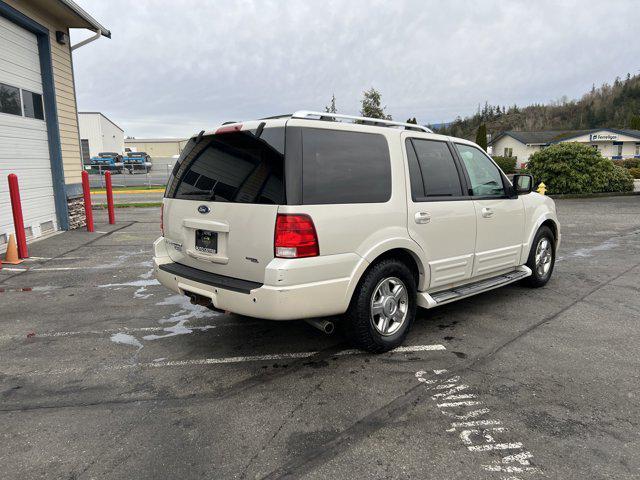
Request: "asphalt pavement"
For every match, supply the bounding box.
[0,196,639,479]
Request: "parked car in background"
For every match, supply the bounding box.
[84,152,124,174]
[124,151,152,173]
[154,111,560,352]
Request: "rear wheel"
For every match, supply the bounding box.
[524,226,555,287]
[344,258,416,353]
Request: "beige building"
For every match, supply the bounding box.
[124,138,189,172]
[0,0,109,242]
[490,128,640,169]
[124,138,189,157]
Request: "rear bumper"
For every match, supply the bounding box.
[153,237,356,321]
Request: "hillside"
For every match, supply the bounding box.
[433,73,640,140]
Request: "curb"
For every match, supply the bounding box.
[548,191,640,199]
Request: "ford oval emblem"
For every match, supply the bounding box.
[198,205,210,214]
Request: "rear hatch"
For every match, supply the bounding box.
[162,122,286,283]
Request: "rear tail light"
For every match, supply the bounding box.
[274,214,319,258]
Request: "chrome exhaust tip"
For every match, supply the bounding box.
[304,318,335,335]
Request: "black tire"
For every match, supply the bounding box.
[344,258,417,353]
[523,225,555,288]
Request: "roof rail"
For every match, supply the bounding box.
[291,111,433,133]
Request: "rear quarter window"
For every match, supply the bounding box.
[301,128,391,204]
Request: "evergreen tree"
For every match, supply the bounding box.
[360,87,392,120]
[475,124,488,151]
[324,94,337,114]
[630,115,640,130]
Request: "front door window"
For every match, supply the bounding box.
[455,144,505,197]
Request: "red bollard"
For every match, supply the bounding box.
[81,170,94,232]
[105,171,115,224]
[8,174,28,258]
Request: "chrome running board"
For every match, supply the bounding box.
[417,266,532,309]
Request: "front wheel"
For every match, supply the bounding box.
[344,259,417,353]
[523,226,555,287]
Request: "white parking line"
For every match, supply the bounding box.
[4,344,446,377]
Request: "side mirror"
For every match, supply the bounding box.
[513,174,534,195]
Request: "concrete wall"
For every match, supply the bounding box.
[4,0,83,190]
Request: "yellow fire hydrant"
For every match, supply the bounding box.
[537,182,547,195]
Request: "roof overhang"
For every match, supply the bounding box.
[26,0,111,37]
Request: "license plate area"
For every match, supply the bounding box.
[195,229,218,254]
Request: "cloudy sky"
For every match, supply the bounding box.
[71,0,640,138]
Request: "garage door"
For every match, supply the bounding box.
[0,14,57,246]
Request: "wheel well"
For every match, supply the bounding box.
[540,219,558,244]
[366,248,422,287]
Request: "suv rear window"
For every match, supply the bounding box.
[167,128,285,204]
[301,128,391,204]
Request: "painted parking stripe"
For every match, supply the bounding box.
[130,344,447,369]
[4,344,446,377]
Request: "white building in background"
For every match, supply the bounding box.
[490,128,640,168]
[78,112,124,161]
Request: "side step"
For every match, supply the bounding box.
[417,266,532,309]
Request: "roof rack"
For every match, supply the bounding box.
[291,110,433,133]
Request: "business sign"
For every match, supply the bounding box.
[589,133,618,142]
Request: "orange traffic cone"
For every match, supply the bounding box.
[3,234,23,264]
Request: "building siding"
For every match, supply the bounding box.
[4,0,83,188]
[78,113,124,157]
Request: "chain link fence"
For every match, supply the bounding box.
[87,156,177,206]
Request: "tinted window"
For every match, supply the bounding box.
[301,129,391,204]
[407,139,462,198]
[0,83,21,116]
[22,90,44,120]
[168,128,285,204]
[455,144,505,197]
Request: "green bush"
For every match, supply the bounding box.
[526,142,634,194]
[609,165,635,191]
[622,158,640,169]
[629,167,640,179]
[612,159,626,168]
[492,156,517,174]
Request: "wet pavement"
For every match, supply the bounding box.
[1,196,639,479]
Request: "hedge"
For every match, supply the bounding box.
[492,156,517,174]
[526,143,634,194]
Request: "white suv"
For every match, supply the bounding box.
[154,111,560,352]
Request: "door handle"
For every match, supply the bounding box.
[481,207,494,218]
[415,212,431,224]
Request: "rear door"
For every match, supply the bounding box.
[402,135,477,289]
[162,124,286,283]
[453,142,524,278]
